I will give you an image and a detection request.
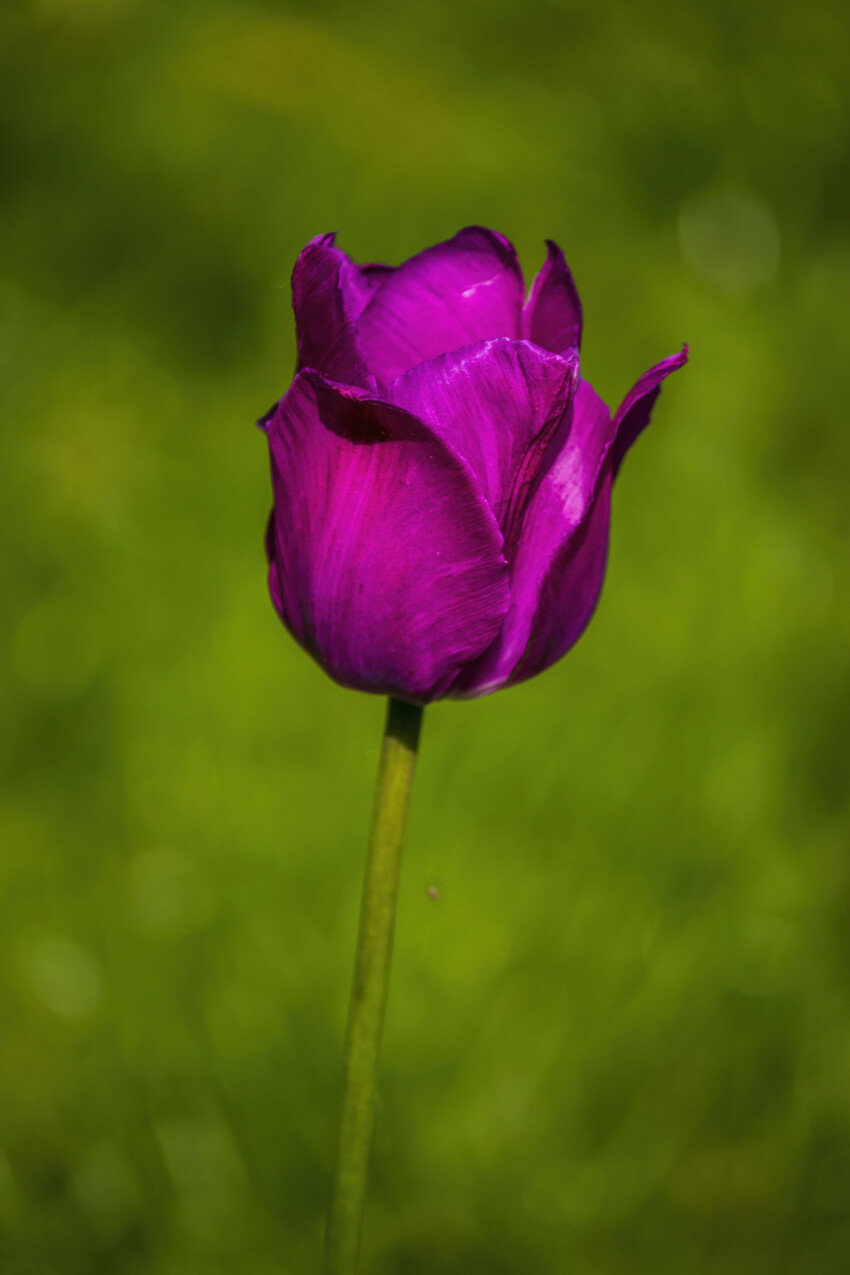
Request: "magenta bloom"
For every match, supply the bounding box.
[260,227,686,703]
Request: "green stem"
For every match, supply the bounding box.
[324,697,423,1275]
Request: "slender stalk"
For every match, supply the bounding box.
[324,697,424,1275]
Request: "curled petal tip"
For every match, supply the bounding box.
[611,346,689,477]
[291,233,373,388]
[523,238,583,354]
[256,400,280,432]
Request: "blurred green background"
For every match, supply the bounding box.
[1,0,848,1271]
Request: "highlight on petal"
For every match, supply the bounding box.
[264,372,510,703]
[454,380,613,696]
[356,226,526,387]
[387,338,578,535]
[291,233,374,389]
[522,239,583,354]
[611,345,689,476]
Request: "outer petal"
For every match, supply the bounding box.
[356,227,525,387]
[508,474,612,687]
[611,346,688,476]
[456,346,687,695]
[454,380,613,695]
[291,233,374,388]
[522,239,583,353]
[387,338,578,534]
[263,372,509,703]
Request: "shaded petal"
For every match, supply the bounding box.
[356,226,525,387]
[291,233,374,389]
[387,338,578,535]
[264,372,509,703]
[611,345,689,476]
[337,258,395,321]
[455,380,612,695]
[264,511,283,614]
[508,474,611,687]
[522,239,583,353]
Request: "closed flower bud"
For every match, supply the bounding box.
[259,227,687,703]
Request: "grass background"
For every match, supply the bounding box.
[1,0,848,1271]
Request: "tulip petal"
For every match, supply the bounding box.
[291,233,374,389]
[508,473,612,687]
[611,345,689,475]
[263,372,510,702]
[457,348,688,695]
[338,259,395,321]
[356,227,525,387]
[522,239,583,353]
[387,338,578,535]
[455,380,613,695]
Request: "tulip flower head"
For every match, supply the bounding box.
[260,227,686,703]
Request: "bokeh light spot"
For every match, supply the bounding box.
[678,188,781,293]
[25,936,103,1019]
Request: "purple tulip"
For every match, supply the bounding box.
[260,227,686,704]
